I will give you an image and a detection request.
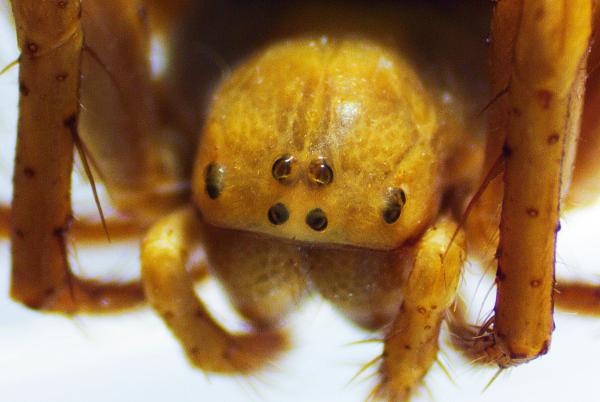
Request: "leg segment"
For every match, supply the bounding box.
[376,217,465,401]
[9,0,189,313]
[550,8,600,315]
[79,0,186,221]
[8,1,143,313]
[1,204,144,242]
[141,207,290,373]
[468,0,600,333]
[568,5,600,207]
[9,1,79,310]
[554,282,600,315]
[484,0,592,366]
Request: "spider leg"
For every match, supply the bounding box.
[568,6,600,207]
[8,0,187,313]
[8,0,124,312]
[78,0,187,221]
[1,204,145,242]
[550,10,600,315]
[141,206,291,373]
[554,282,600,315]
[375,217,465,401]
[466,0,593,367]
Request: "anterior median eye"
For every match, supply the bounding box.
[272,154,297,183]
[308,157,333,185]
[205,163,225,199]
[382,187,406,224]
[268,203,289,225]
[306,208,328,231]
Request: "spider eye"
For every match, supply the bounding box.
[272,154,297,183]
[268,203,289,225]
[306,208,328,231]
[308,157,333,185]
[205,163,225,199]
[382,188,406,224]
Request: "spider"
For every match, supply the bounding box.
[1,1,600,401]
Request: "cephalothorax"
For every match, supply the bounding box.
[4,1,600,401]
[194,38,451,250]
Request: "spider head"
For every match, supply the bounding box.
[193,38,442,250]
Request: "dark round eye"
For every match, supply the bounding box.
[272,154,297,183]
[382,188,406,224]
[268,203,289,225]
[308,158,333,185]
[205,163,225,199]
[306,208,328,231]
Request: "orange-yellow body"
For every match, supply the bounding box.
[146,34,473,398]
[193,38,462,250]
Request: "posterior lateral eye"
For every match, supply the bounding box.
[382,187,406,224]
[205,163,226,199]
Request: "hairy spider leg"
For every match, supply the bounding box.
[9,0,185,313]
[142,206,302,372]
[554,12,600,313]
[375,217,465,401]
[463,0,593,367]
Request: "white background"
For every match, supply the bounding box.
[1,3,600,402]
